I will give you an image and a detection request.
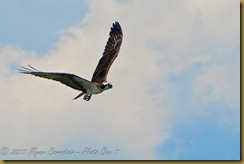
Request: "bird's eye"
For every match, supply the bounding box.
[100,85,106,89]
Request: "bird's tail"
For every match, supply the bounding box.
[72,92,84,100]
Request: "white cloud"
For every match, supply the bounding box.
[0,0,239,159]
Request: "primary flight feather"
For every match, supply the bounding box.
[18,21,123,101]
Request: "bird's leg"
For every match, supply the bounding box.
[83,94,92,101]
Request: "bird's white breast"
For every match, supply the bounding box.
[88,84,103,95]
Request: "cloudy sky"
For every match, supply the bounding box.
[0,0,240,160]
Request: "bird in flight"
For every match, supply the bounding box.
[18,21,123,101]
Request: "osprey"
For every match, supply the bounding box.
[18,21,123,101]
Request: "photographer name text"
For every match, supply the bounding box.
[0,146,120,158]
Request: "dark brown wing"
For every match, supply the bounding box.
[91,21,123,83]
[18,65,94,92]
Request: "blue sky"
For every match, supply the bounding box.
[0,0,240,160]
[0,0,88,54]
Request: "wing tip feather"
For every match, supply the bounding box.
[18,64,39,74]
[111,21,123,35]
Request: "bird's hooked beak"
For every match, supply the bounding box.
[100,82,113,90]
[108,83,113,89]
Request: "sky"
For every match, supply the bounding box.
[0,0,240,160]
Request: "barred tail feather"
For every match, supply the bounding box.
[72,92,85,100]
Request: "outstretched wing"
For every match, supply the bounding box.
[18,65,94,92]
[91,21,123,83]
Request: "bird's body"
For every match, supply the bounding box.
[18,22,123,101]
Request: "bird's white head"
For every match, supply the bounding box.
[100,82,113,90]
